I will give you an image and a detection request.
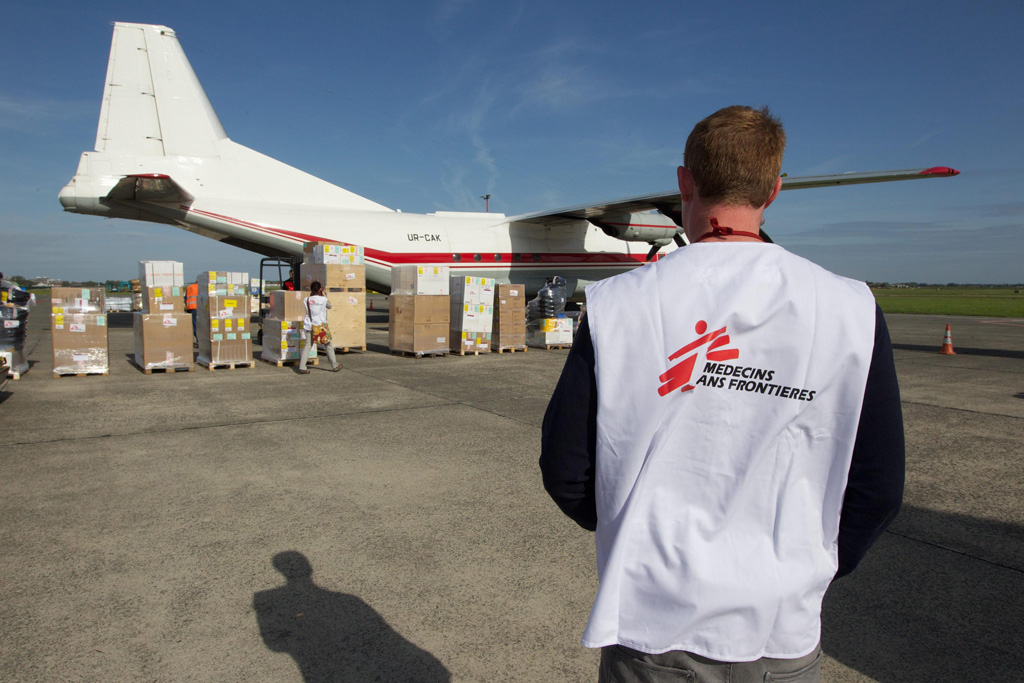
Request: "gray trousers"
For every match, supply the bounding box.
[599,644,821,683]
[299,330,338,370]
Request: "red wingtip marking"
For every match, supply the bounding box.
[919,166,959,177]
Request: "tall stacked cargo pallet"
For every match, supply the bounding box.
[1,280,31,379]
[389,265,449,358]
[133,261,193,374]
[449,275,494,355]
[492,284,527,353]
[51,287,109,378]
[299,242,366,352]
[259,290,311,367]
[196,271,254,370]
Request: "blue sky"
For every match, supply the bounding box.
[2,1,1022,283]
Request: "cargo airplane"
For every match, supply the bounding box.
[59,22,958,296]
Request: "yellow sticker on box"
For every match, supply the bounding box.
[154,287,162,297]
[224,299,237,307]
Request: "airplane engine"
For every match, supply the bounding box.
[588,213,682,244]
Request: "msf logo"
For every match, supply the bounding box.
[657,321,739,396]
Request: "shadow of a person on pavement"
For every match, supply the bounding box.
[254,551,450,683]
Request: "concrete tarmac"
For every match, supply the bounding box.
[1,298,1022,682]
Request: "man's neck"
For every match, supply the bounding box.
[685,204,765,243]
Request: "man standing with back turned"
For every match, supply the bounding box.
[540,106,905,682]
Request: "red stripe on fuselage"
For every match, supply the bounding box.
[183,206,651,267]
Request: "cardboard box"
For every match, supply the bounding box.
[138,261,184,288]
[198,271,250,298]
[391,265,449,296]
[52,312,109,374]
[133,313,193,369]
[51,287,105,314]
[299,263,366,291]
[270,290,306,320]
[303,241,365,265]
[143,285,186,313]
[389,323,449,354]
[527,318,573,347]
[450,275,496,307]
[492,284,526,349]
[390,295,449,325]
[325,290,366,349]
[260,319,307,362]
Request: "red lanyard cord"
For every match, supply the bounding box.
[692,217,764,243]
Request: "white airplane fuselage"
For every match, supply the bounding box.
[58,23,674,296]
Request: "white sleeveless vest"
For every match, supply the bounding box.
[583,243,875,661]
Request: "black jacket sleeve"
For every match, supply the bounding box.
[539,316,599,531]
[835,305,906,577]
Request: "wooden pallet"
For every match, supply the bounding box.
[53,370,109,378]
[196,358,255,371]
[335,345,365,354]
[493,346,527,354]
[258,356,318,368]
[452,348,491,356]
[390,349,449,359]
[133,361,194,375]
[528,344,572,351]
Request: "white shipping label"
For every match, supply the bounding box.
[162,316,178,327]
[72,354,90,362]
[345,272,355,280]
[160,304,174,311]
[3,320,19,328]
[69,323,86,333]
[436,337,445,343]
[347,297,358,305]
[509,289,519,296]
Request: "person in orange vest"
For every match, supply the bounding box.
[185,280,199,343]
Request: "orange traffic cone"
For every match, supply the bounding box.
[939,324,956,355]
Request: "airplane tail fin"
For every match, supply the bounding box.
[95,23,226,158]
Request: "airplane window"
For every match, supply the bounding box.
[513,253,521,262]
[494,254,502,261]
[453,254,461,262]
[533,254,541,262]
[474,254,482,262]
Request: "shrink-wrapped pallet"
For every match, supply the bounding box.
[260,319,307,363]
[133,313,193,370]
[197,274,252,365]
[51,287,109,375]
[449,275,494,354]
[492,284,527,350]
[388,295,449,355]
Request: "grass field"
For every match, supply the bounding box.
[872,287,1024,317]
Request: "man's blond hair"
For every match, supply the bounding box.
[684,105,786,208]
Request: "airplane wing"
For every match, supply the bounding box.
[508,166,959,226]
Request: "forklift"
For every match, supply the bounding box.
[255,256,301,345]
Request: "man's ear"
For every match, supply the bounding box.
[677,166,693,202]
[763,176,783,209]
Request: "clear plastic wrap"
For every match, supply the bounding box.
[133,313,194,369]
[527,276,567,321]
[52,313,109,375]
[391,265,450,296]
[260,319,306,362]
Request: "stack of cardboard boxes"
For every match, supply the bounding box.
[130,279,143,312]
[449,276,494,354]
[527,317,574,349]
[51,287,109,376]
[196,271,253,368]
[298,241,366,351]
[389,265,449,356]
[260,290,308,364]
[492,284,527,351]
[133,261,193,372]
